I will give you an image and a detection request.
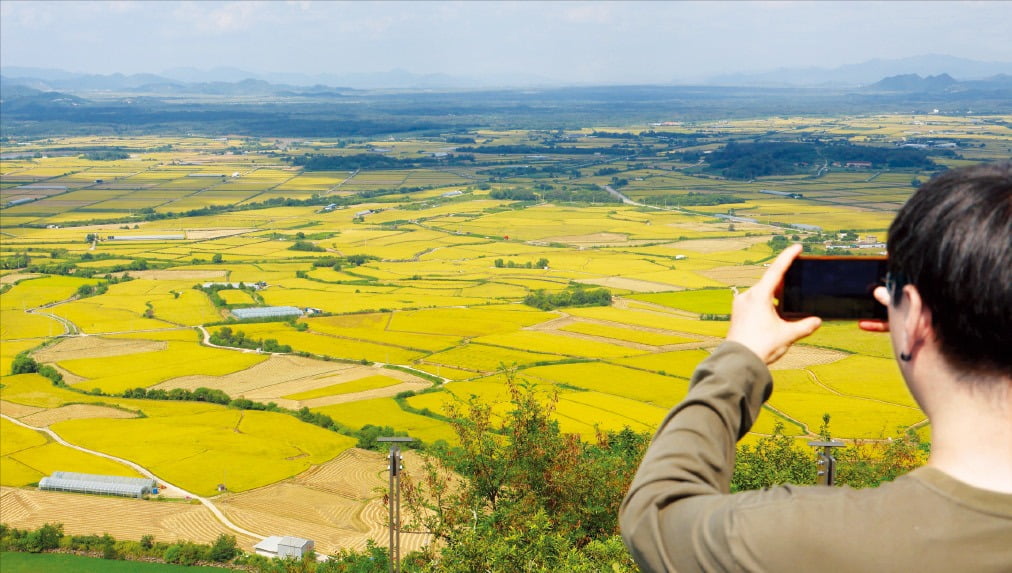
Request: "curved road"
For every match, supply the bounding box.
[1,413,264,542]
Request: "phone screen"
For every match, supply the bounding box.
[778,256,888,320]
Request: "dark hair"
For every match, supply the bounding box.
[887,162,1011,379]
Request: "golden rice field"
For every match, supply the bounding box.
[472,330,647,359]
[283,375,403,400]
[58,341,268,394]
[48,406,357,496]
[6,122,991,550]
[314,398,457,444]
[558,321,697,346]
[521,362,690,407]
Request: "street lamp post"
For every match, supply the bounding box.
[377,436,416,573]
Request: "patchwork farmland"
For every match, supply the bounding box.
[2,113,1009,556]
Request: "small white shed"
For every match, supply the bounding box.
[254,536,315,559]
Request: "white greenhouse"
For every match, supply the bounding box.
[231,306,303,320]
[39,472,157,498]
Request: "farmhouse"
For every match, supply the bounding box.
[254,536,314,559]
[39,471,157,499]
[231,306,303,320]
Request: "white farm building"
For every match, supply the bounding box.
[39,471,157,498]
[254,536,315,559]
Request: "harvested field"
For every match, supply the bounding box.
[124,269,227,280]
[217,448,431,554]
[299,381,430,409]
[538,232,653,247]
[664,235,771,253]
[0,400,45,418]
[769,346,849,371]
[0,486,261,550]
[33,336,167,362]
[19,404,139,427]
[153,355,430,407]
[0,273,41,285]
[151,354,354,397]
[575,276,684,293]
[697,265,766,286]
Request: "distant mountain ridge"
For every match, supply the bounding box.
[0,66,550,92]
[3,54,1011,95]
[704,55,1012,87]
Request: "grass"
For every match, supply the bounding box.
[0,552,231,573]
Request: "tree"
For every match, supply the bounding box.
[208,533,238,562]
[211,253,223,263]
[399,368,646,571]
[731,420,816,491]
[11,353,39,375]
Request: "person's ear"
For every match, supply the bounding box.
[900,284,933,359]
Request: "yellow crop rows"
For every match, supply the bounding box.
[283,375,403,400]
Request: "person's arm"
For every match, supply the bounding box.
[620,245,821,572]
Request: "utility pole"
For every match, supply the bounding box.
[377,436,415,573]
[808,439,845,485]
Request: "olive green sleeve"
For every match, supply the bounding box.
[619,341,772,572]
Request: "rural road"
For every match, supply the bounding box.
[601,184,639,205]
[1,413,265,542]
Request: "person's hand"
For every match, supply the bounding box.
[727,244,822,364]
[858,286,891,332]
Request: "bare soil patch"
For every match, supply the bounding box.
[0,486,260,550]
[33,336,167,362]
[769,346,849,371]
[575,276,684,293]
[20,404,139,427]
[0,400,45,418]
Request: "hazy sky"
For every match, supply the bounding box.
[2,0,1010,84]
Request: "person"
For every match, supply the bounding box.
[620,162,1011,572]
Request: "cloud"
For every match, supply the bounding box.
[173,1,263,34]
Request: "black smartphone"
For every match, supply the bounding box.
[777,255,888,320]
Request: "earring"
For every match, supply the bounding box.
[899,352,911,362]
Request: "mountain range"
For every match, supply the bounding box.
[3,55,1011,92]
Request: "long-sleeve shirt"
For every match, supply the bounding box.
[620,342,1012,572]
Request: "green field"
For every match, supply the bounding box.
[0,552,231,572]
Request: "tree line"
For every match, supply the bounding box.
[681,141,946,180]
[524,286,612,310]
